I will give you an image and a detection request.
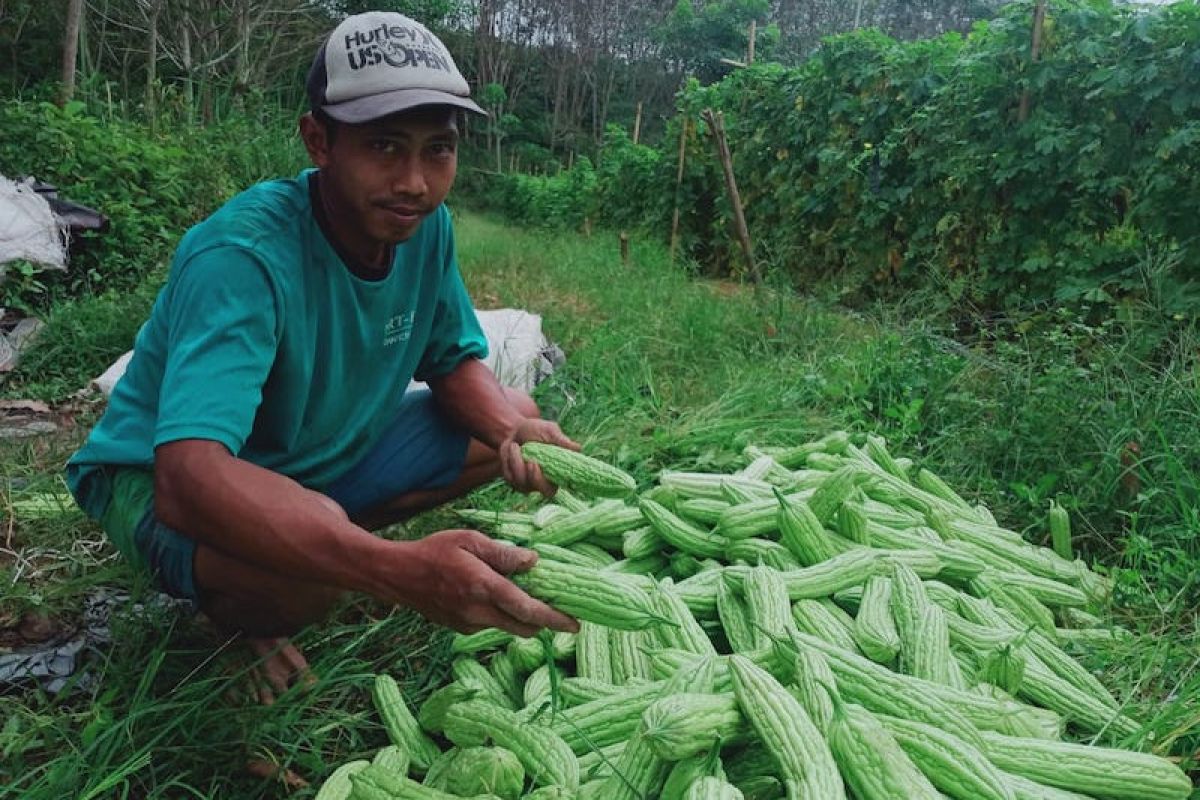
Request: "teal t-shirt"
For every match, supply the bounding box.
[66,169,487,518]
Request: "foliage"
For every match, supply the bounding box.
[467,0,1200,315]
[691,0,1200,311]
[1,0,1012,181]
[2,275,162,401]
[656,0,778,83]
[330,0,467,22]
[0,99,307,309]
[486,156,598,231]
[593,126,665,231]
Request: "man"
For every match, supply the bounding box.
[66,10,579,701]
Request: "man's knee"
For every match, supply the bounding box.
[503,387,539,419]
[313,491,349,521]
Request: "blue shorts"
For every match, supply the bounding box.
[95,389,471,603]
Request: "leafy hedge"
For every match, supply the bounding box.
[466,125,665,235]
[0,100,306,309]
[470,0,1200,313]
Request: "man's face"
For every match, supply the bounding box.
[302,106,459,248]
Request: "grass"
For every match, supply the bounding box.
[1,207,1198,796]
[1,271,163,403]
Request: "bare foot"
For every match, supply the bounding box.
[245,636,316,705]
[245,757,309,790]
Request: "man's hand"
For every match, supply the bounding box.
[426,358,578,495]
[391,529,579,637]
[498,418,580,496]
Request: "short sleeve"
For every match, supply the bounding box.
[414,213,488,381]
[154,246,280,454]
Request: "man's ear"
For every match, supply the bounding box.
[299,112,331,168]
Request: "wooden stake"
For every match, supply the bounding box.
[1017,0,1046,123]
[702,108,759,284]
[619,232,630,265]
[633,101,643,145]
[748,20,757,65]
[669,118,690,261]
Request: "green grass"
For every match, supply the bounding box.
[1,208,1197,796]
[1,270,163,403]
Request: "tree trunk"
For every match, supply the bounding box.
[550,56,567,150]
[201,77,213,125]
[232,0,253,106]
[595,60,618,146]
[60,0,84,106]
[146,2,160,126]
[181,21,193,121]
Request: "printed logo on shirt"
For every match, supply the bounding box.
[384,311,415,347]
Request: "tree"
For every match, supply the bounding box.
[479,81,507,170]
[658,0,776,84]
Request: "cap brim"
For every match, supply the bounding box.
[321,88,485,122]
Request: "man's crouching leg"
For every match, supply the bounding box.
[193,492,348,703]
[349,387,539,532]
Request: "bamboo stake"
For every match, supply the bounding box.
[633,101,643,144]
[702,108,759,284]
[669,118,690,261]
[1017,0,1046,123]
[748,20,757,65]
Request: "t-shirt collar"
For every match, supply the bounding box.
[308,171,394,282]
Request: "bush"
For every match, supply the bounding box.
[681,1,1200,311]
[0,99,306,309]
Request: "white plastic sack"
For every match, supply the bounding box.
[0,176,68,272]
[460,307,563,394]
[93,350,134,397]
[95,307,562,398]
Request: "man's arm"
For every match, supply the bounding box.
[154,439,577,636]
[425,357,530,448]
[426,357,580,494]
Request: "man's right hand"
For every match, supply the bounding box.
[386,529,579,638]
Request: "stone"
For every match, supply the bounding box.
[8,317,43,351]
[0,333,13,372]
[0,420,57,438]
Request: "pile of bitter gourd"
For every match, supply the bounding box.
[318,433,1193,800]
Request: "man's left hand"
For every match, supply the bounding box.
[499,419,580,496]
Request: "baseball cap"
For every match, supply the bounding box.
[307,11,485,123]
